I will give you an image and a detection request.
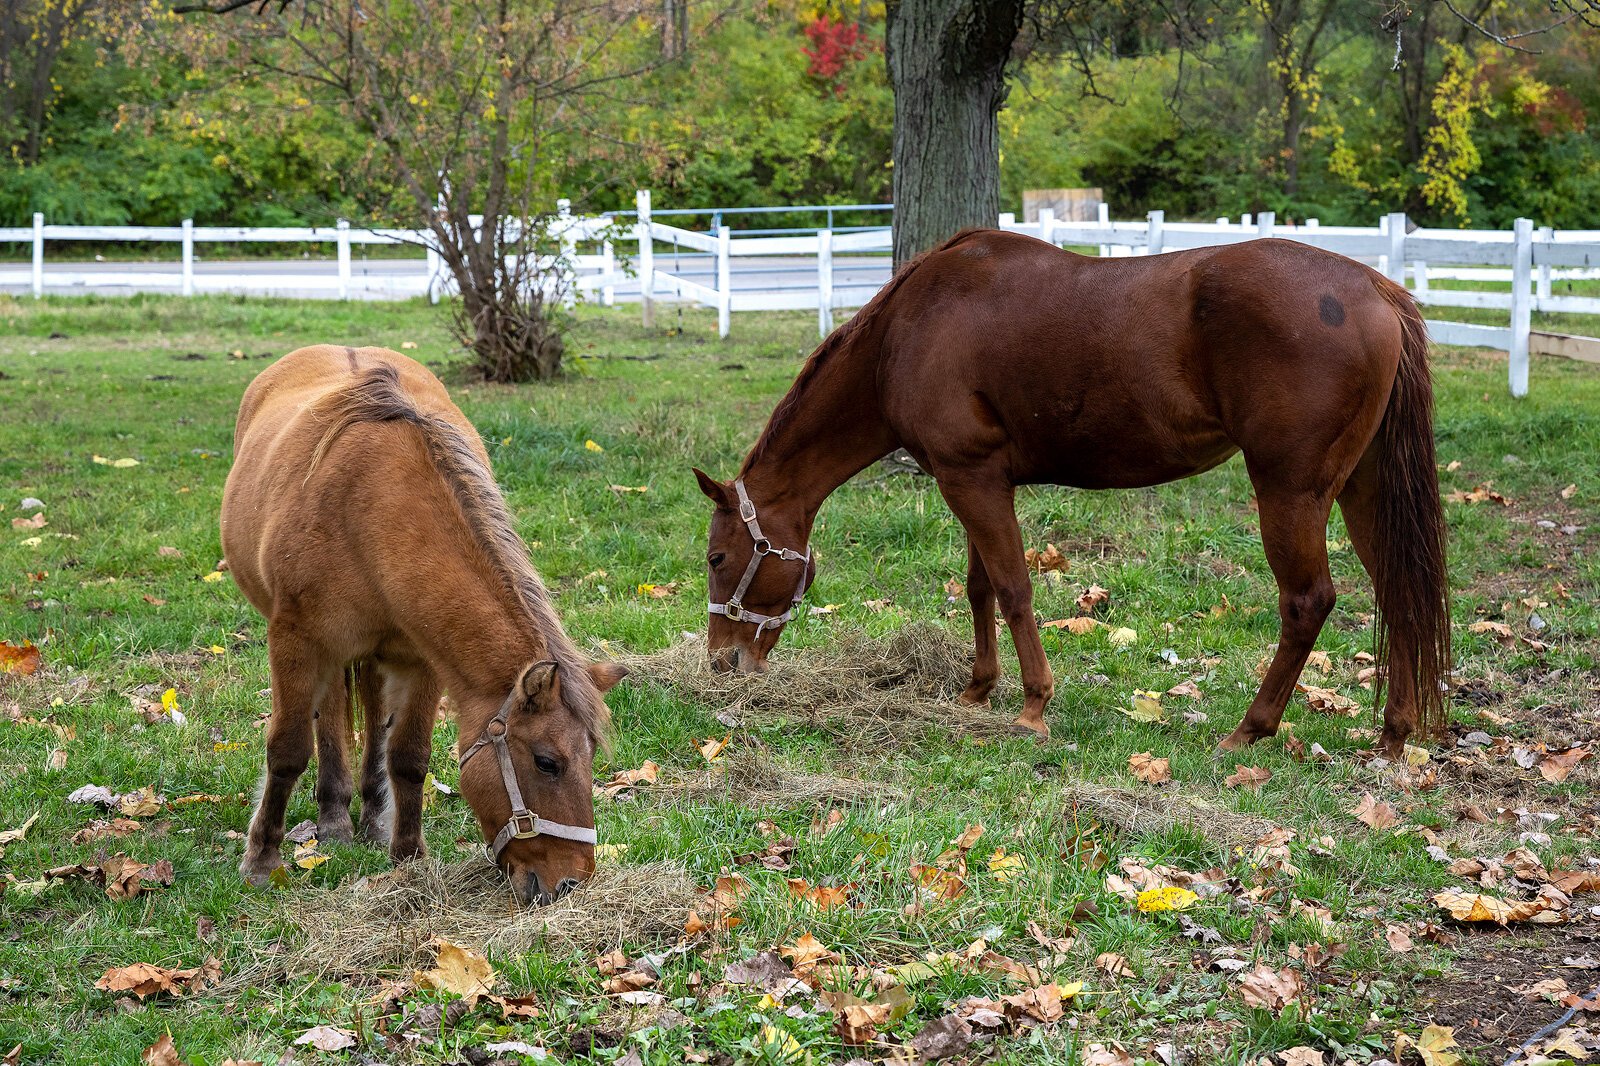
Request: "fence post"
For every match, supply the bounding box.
[1256,211,1275,239]
[1146,210,1164,255]
[180,219,195,296]
[1413,261,1429,300]
[336,219,351,300]
[817,228,834,338]
[1510,217,1533,398]
[1536,225,1552,305]
[998,212,1016,228]
[1038,207,1055,245]
[556,199,576,311]
[425,238,443,305]
[31,212,43,298]
[600,239,615,307]
[716,225,731,339]
[1306,218,1319,229]
[1098,202,1110,257]
[637,189,654,328]
[1385,212,1408,284]
[1241,213,1253,227]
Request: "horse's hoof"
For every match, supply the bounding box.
[317,818,356,845]
[1214,728,1256,755]
[239,858,281,887]
[958,689,992,708]
[1009,717,1050,741]
[357,818,390,847]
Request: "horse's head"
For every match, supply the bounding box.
[694,468,815,674]
[457,657,627,904]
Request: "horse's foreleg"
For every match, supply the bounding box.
[313,668,355,844]
[1219,489,1336,751]
[242,624,330,885]
[959,537,1001,705]
[355,661,391,845]
[383,663,442,865]
[937,478,1053,739]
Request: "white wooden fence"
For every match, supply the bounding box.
[5,191,1599,397]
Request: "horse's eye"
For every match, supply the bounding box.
[534,754,562,777]
[708,553,726,569]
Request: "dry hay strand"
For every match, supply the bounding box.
[663,745,907,808]
[262,857,697,984]
[1064,780,1284,852]
[612,623,1014,744]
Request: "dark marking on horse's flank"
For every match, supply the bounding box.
[345,346,359,373]
[1319,294,1346,327]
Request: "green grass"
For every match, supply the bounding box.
[0,294,1597,1065]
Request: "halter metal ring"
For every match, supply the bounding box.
[508,810,541,839]
[752,538,772,556]
[723,602,744,621]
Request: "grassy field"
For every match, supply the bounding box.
[1,293,1598,1066]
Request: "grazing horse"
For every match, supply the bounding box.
[696,230,1450,758]
[222,346,625,902]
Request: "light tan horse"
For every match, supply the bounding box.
[221,345,624,902]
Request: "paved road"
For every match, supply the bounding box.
[0,254,893,302]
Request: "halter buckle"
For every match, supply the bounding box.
[739,499,757,522]
[508,810,540,839]
[723,601,744,621]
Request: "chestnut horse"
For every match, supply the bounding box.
[697,231,1450,758]
[222,346,625,902]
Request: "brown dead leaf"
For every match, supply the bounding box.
[1539,747,1591,783]
[412,938,497,1008]
[1166,680,1202,699]
[1095,952,1135,978]
[102,855,175,900]
[0,641,41,676]
[1351,794,1399,831]
[1468,620,1515,643]
[696,734,730,763]
[1225,765,1272,790]
[142,1034,186,1066]
[1237,964,1304,1013]
[1385,924,1415,952]
[780,932,839,975]
[95,958,221,1000]
[1024,544,1069,573]
[787,878,854,910]
[599,760,659,798]
[1076,584,1111,613]
[1128,752,1171,785]
[11,513,46,530]
[1041,616,1102,635]
[1297,683,1359,716]
[952,823,984,851]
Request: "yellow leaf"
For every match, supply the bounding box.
[584,439,605,453]
[987,848,1025,882]
[208,645,226,655]
[161,689,179,713]
[413,938,497,1007]
[697,734,730,763]
[594,843,628,862]
[759,1025,808,1065]
[1136,886,1200,912]
[1107,627,1138,646]
[202,571,224,583]
[1122,691,1166,723]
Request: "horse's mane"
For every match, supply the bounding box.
[308,363,608,745]
[741,230,986,473]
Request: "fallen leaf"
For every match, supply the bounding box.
[1237,964,1304,1013]
[1042,616,1102,635]
[1225,765,1271,790]
[1433,888,1552,924]
[141,1034,186,1066]
[1165,680,1202,700]
[1394,1024,1461,1066]
[600,760,659,798]
[952,823,984,851]
[1095,952,1135,978]
[1122,691,1166,723]
[1076,584,1110,612]
[1297,683,1359,716]
[1025,544,1069,573]
[787,878,853,909]
[834,1001,890,1045]
[1540,747,1591,783]
[1107,626,1138,647]
[413,938,497,1007]
[1468,619,1515,642]
[608,484,648,493]
[95,958,220,1000]
[697,734,730,763]
[779,932,838,974]
[1136,886,1199,912]
[584,439,604,453]
[909,1014,974,1060]
[11,513,46,530]
[0,641,41,676]
[637,582,679,599]
[1561,483,1577,499]
[117,788,163,818]
[1351,794,1399,830]
[1128,752,1171,784]
[293,1026,356,1052]
[987,847,1025,882]
[1385,924,1415,952]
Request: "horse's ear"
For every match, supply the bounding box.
[588,661,628,694]
[692,467,732,507]
[518,660,559,704]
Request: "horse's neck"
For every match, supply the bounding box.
[740,334,897,518]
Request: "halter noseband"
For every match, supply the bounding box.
[458,668,598,860]
[707,479,811,633]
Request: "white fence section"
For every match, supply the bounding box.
[6,193,1599,397]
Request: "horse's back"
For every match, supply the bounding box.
[221,345,462,628]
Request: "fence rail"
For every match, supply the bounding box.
[5,192,1598,396]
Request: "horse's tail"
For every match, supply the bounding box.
[1370,280,1451,739]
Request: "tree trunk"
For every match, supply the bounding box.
[885,0,1022,269]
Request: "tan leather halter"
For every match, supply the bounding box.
[707,479,811,633]
[457,668,597,859]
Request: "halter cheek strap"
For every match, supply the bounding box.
[458,671,598,859]
[707,479,811,633]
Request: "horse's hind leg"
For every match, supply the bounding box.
[313,667,355,843]
[1218,487,1336,751]
[242,623,338,885]
[381,661,443,864]
[355,662,391,845]
[959,537,1002,706]
[1336,451,1417,758]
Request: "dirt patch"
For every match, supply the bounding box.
[1421,925,1600,1059]
[260,857,698,985]
[611,623,1016,745]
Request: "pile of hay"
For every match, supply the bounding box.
[266,858,697,983]
[1064,781,1283,852]
[614,623,1014,745]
